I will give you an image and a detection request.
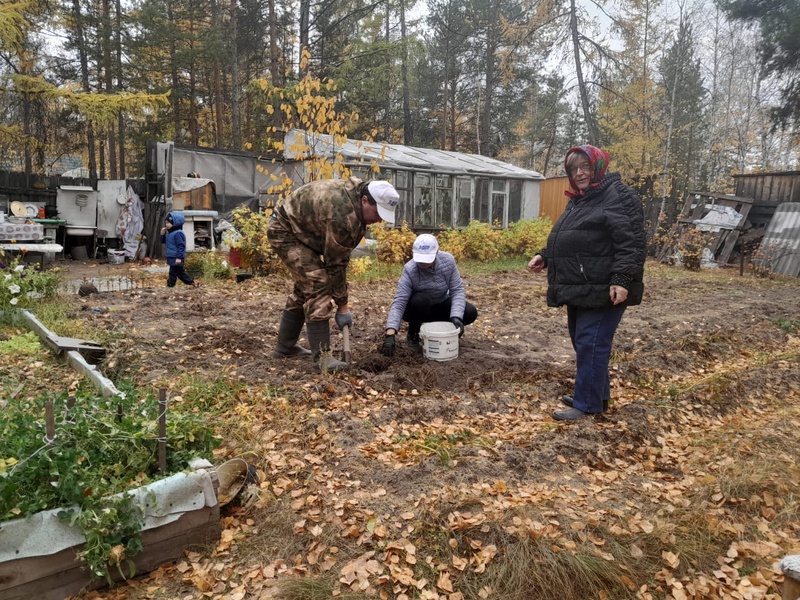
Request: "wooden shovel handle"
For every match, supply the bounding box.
[343,324,351,364]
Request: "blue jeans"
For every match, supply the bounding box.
[567,304,626,413]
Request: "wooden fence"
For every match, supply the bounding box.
[538,177,570,223]
[0,170,145,207]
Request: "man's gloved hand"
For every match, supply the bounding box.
[379,334,396,357]
[450,317,464,337]
[335,312,353,331]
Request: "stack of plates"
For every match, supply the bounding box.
[9,202,38,218]
[10,201,27,217]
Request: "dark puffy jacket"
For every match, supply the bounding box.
[542,173,646,308]
[161,211,187,266]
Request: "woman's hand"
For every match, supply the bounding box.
[527,254,545,273]
[610,285,628,305]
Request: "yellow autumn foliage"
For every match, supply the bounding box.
[371,222,416,264]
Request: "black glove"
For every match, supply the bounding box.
[335,312,353,331]
[450,317,464,337]
[379,334,396,357]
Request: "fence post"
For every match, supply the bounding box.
[158,388,167,474]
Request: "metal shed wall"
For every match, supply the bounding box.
[756,203,800,277]
[153,142,286,213]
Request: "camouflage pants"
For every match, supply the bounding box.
[268,218,336,322]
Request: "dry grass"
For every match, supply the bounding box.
[462,536,632,600]
[276,577,370,600]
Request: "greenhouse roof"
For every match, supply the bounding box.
[283,129,544,180]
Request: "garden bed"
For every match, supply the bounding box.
[0,297,223,600]
[0,469,220,600]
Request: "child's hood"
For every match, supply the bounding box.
[168,211,186,227]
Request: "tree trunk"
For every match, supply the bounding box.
[268,0,283,142]
[479,1,498,156]
[168,0,181,144]
[570,0,598,146]
[99,138,106,179]
[400,0,411,144]
[210,0,223,148]
[116,0,126,177]
[385,3,391,140]
[230,0,241,150]
[299,0,310,76]
[23,92,32,175]
[103,0,117,179]
[72,0,98,178]
[189,11,199,145]
[659,11,685,229]
[442,37,450,149]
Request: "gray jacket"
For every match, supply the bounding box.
[385,251,466,331]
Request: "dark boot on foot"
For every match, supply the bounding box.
[552,407,590,421]
[561,395,610,412]
[273,310,312,357]
[306,320,348,373]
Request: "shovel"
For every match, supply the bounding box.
[342,324,352,365]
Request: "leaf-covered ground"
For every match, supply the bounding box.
[41,260,800,599]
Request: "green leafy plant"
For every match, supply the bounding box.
[0,385,219,581]
[229,207,286,275]
[0,251,61,320]
[0,330,41,354]
[775,318,800,334]
[184,250,235,280]
[63,491,148,583]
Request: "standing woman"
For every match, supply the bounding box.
[528,145,646,421]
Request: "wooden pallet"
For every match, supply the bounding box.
[656,192,753,265]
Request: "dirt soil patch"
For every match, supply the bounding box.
[50,258,800,599]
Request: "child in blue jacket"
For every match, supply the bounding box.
[160,211,200,288]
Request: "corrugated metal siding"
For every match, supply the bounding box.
[756,203,800,277]
[539,177,569,222]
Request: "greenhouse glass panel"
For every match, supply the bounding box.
[456,177,471,227]
[414,173,434,227]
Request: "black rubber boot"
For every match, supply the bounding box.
[306,320,348,373]
[561,395,610,412]
[272,310,311,357]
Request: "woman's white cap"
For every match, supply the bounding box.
[412,233,439,263]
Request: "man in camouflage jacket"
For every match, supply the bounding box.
[268,177,399,372]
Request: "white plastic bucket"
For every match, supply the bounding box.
[420,321,459,361]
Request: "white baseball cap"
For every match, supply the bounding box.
[412,233,439,263]
[367,181,399,224]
